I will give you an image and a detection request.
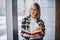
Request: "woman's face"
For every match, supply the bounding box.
[30,5,38,18]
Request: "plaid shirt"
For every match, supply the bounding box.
[21,16,45,40]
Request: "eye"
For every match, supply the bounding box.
[34,9,36,11]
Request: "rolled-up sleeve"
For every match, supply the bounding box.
[39,20,45,37]
[20,18,26,37]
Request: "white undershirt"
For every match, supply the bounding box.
[29,17,38,32]
[29,17,42,39]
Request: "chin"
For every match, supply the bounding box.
[32,16,36,18]
[31,15,36,18]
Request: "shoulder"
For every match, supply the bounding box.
[22,16,30,22]
[22,16,29,20]
[38,18,44,23]
[37,19,44,25]
[40,19,44,23]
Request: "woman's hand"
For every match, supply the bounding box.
[39,30,44,35]
[23,33,34,38]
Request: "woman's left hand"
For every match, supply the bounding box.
[39,30,44,35]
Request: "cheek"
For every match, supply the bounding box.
[30,12,33,16]
[30,10,37,16]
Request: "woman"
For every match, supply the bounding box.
[21,3,45,40]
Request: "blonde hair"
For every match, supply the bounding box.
[29,3,41,19]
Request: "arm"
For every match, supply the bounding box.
[31,19,45,37]
[38,20,45,37]
[21,18,33,38]
[20,18,27,37]
[21,29,34,38]
[30,20,45,36]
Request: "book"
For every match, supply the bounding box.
[21,29,42,35]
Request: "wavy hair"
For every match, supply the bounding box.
[29,3,41,19]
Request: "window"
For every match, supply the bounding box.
[0,0,7,40]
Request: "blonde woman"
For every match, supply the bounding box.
[21,3,45,40]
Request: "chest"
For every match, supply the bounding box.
[29,19,39,32]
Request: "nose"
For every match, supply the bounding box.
[32,10,34,14]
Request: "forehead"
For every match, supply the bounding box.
[31,5,37,9]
